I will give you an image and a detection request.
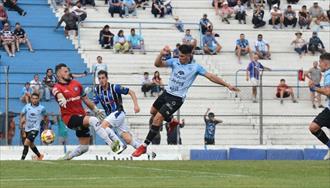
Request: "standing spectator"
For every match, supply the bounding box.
[55,8,78,38]
[1,22,16,57]
[221,1,234,24]
[43,68,57,101]
[246,54,271,102]
[99,25,114,49]
[203,29,222,55]
[235,33,253,64]
[182,29,197,50]
[309,2,324,28]
[71,2,87,22]
[267,0,280,11]
[3,0,26,16]
[40,114,56,144]
[305,61,324,109]
[14,22,34,52]
[252,4,265,29]
[108,0,124,18]
[127,28,146,54]
[114,30,130,53]
[56,115,68,145]
[204,108,222,145]
[172,43,180,58]
[151,71,163,96]
[276,79,297,104]
[20,82,32,104]
[91,56,108,80]
[234,1,246,24]
[298,5,311,29]
[165,118,185,145]
[269,5,284,29]
[291,31,307,58]
[81,0,96,7]
[254,34,271,60]
[0,4,8,30]
[174,16,184,32]
[200,14,213,35]
[30,74,44,100]
[141,72,153,97]
[308,32,326,55]
[123,0,137,17]
[151,0,164,18]
[283,5,297,28]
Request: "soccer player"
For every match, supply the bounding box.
[20,93,46,160]
[132,44,240,157]
[53,63,122,160]
[308,53,330,160]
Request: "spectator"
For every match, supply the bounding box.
[234,1,246,24]
[71,2,87,22]
[91,56,108,79]
[235,33,253,64]
[20,82,32,103]
[135,0,148,9]
[51,0,65,11]
[276,79,297,104]
[151,71,163,96]
[203,29,222,55]
[1,22,16,57]
[267,0,280,11]
[173,43,180,58]
[108,0,124,18]
[151,0,164,18]
[127,28,146,54]
[252,4,266,29]
[55,8,78,38]
[269,5,284,29]
[3,0,26,16]
[165,118,185,145]
[283,5,297,28]
[200,14,213,35]
[182,29,197,50]
[212,0,221,15]
[305,61,324,109]
[0,4,8,30]
[163,0,173,16]
[40,114,56,144]
[114,30,129,53]
[30,74,44,100]
[0,112,16,145]
[287,0,298,4]
[14,22,34,52]
[141,72,153,97]
[308,32,326,55]
[327,5,330,21]
[298,5,311,29]
[221,1,234,24]
[227,0,238,7]
[81,0,95,7]
[246,53,271,102]
[204,108,222,145]
[43,68,57,101]
[254,34,271,60]
[56,115,68,145]
[174,16,184,32]
[291,31,307,58]
[123,0,137,17]
[99,25,114,49]
[309,2,324,28]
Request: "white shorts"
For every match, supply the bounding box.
[250,78,259,87]
[104,111,130,136]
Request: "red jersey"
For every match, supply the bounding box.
[52,80,86,124]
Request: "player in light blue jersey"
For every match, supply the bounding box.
[309,53,330,160]
[132,44,240,157]
[20,93,46,160]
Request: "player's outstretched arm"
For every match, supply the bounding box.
[154,49,167,68]
[128,89,140,113]
[204,72,240,92]
[82,96,105,120]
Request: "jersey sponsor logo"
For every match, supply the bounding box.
[178,71,185,75]
[74,86,79,92]
[67,96,81,102]
[64,90,70,93]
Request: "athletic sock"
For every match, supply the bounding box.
[104,127,121,143]
[30,146,41,157]
[131,138,142,149]
[312,129,330,146]
[21,145,29,160]
[68,145,89,160]
[144,125,160,146]
[89,117,113,145]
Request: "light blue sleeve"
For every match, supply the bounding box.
[127,35,132,42]
[165,58,176,68]
[114,36,118,43]
[196,64,207,76]
[21,88,26,95]
[21,105,27,114]
[139,35,144,41]
[325,72,330,86]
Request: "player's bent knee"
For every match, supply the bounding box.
[153,113,164,125]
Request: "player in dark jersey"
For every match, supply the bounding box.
[53,63,122,160]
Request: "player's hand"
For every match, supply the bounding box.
[93,107,105,121]
[134,105,140,113]
[57,94,67,108]
[308,80,315,88]
[227,85,240,92]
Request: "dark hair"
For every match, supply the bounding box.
[117,30,124,36]
[144,72,149,75]
[34,74,39,77]
[98,70,108,78]
[186,29,190,32]
[208,112,215,117]
[176,43,181,47]
[302,5,307,8]
[25,82,30,85]
[287,5,292,8]
[64,8,69,12]
[15,22,20,26]
[55,63,68,74]
[258,34,262,37]
[280,79,285,82]
[240,33,245,36]
[131,28,135,32]
[103,25,110,30]
[153,71,161,81]
[31,93,39,98]
[320,53,330,62]
[178,44,193,55]
[46,68,53,73]
[97,56,102,60]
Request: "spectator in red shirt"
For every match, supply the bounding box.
[276,79,297,104]
[0,4,8,30]
[151,71,163,97]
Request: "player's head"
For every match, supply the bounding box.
[31,93,40,106]
[253,53,259,61]
[55,63,71,83]
[98,70,108,86]
[319,53,330,72]
[178,44,193,64]
[208,112,215,119]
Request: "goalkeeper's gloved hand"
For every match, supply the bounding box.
[93,107,105,121]
[57,94,67,108]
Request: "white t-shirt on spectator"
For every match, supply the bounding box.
[255,40,269,52]
[30,79,43,91]
[72,6,84,16]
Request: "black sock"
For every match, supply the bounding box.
[312,129,330,146]
[21,145,29,160]
[144,125,160,145]
[30,146,41,157]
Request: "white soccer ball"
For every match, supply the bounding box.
[41,129,55,145]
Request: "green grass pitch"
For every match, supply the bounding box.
[0,161,329,188]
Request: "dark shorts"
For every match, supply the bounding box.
[204,138,215,145]
[313,108,330,129]
[276,92,290,98]
[152,91,183,122]
[65,25,78,31]
[309,84,321,92]
[68,115,91,138]
[25,130,39,142]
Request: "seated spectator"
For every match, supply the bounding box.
[135,0,148,9]
[99,25,114,49]
[182,29,197,49]
[212,0,221,15]
[165,118,185,145]
[174,16,184,32]
[81,0,96,7]
[127,28,145,54]
[20,82,32,103]
[276,79,297,104]
[234,1,246,24]
[287,0,298,4]
[14,22,33,52]
[1,23,16,57]
[309,2,324,28]
[252,4,266,29]
[163,0,173,15]
[162,45,172,60]
[108,0,124,18]
[43,68,57,101]
[123,0,137,17]
[227,0,238,7]
[203,29,222,55]
[3,0,26,16]
[151,0,165,18]
[267,0,280,11]
[151,71,163,96]
[114,30,129,53]
[0,4,8,30]
[200,14,213,35]
[141,72,153,97]
[221,2,234,24]
[30,74,44,100]
[308,32,326,55]
[269,5,284,29]
[298,5,311,29]
[51,0,65,11]
[291,31,307,58]
[173,43,180,58]
[254,34,271,60]
[235,33,253,64]
[283,5,297,28]
[55,8,78,38]
[71,2,87,22]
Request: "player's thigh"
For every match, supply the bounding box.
[67,115,89,130]
[158,94,183,122]
[311,108,330,130]
[25,130,38,145]
[151,91,167,113]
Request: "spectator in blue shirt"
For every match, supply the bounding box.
[182,29,197,50]
[20,82,32,104]
[203,29,222,55]
[123,0,137,17]
[108,0,124,18]
[200,14,213,35]
[235,33,253,64]
[204,108,222,145]
[174,16,184,32]
[127,28,145,54]
[173,43,180,58]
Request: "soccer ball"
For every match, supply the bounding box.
[41,129,55,145]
